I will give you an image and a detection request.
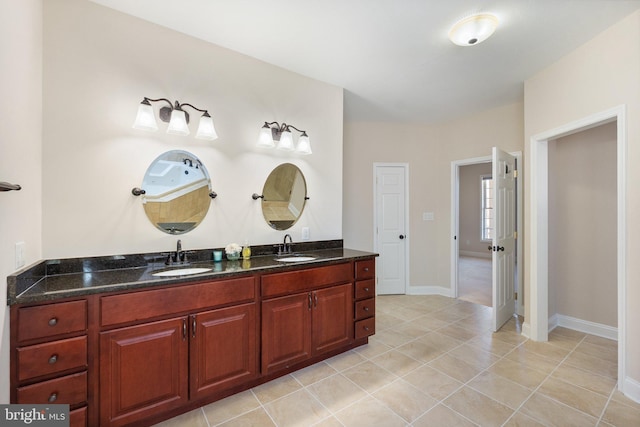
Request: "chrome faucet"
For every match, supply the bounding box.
[283,234,293,254]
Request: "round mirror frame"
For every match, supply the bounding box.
[140,150,212,234]
[261,163,308,230]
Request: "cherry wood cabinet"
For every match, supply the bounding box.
[10,299,89,425]
[190,303,258,400]
[262,293,312,374]
[11,256,376,427]
[99,277,258,427]
[354,259,376,339]
[99,317,188,427]
[261,263,354,375]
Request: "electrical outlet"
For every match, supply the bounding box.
[15,242,25,269]
[301,227,310,241]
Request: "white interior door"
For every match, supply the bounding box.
[492,147,517,331]
[375,165,407,295]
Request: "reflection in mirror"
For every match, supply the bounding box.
[261,163,307,230]
[141,150,211,234]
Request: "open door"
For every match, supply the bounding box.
[492,147,517,331]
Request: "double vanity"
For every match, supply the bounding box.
[8,241,377,427]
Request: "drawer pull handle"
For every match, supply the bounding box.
[48,317,58,327]
[364,326,370,331]
[363,267,369,272]
[364,287,370,292]
[363,307,369,311]
[48,393,58,403]
[48,354,58,364]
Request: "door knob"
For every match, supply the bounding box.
[399,235,405,239]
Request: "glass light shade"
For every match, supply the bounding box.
[132,102,158,131]
[167,109,190,135]
[296,135,312,155]
[448,13,498,46]
[195,115,218,140]
[277,130,294,151]
[257,126,275,148]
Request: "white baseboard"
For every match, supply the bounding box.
[521,321,531,339]
[623,376,640,404]
[407,286,454,297]
[548,313,617,341]
[459,251,491,259]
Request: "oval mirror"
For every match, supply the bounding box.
[261,163,307,230]
[140,150,212,234]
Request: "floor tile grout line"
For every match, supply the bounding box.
[499,333,610,426]
[187,296,625,427]
[597,382,618,426]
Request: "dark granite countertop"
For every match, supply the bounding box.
[7,240,377,305]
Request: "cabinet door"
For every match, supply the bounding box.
[312,284,353,356]
[100,317,188,427]
[190,303,258,400]
[262,293,311,374]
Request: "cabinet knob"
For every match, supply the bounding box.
[363,267,369,272]
[363,307,369,312]
[48,317,58,326]
[48,354,58,364]
[364,326,370,331]
[48,393,58,403]
[364,287,370,292]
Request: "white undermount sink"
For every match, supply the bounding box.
[152,267,212,277]
[275,256,317,262]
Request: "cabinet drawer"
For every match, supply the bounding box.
[70,406,87,427]
[355,259,375,280]
[17,300,87,343]
[354,298,375,321]
[17,336,87,382]
[355,317,375,339]
[262,263,352,298]
[101,276,255,328]
[16,371,87,405]
[355,280,375,300]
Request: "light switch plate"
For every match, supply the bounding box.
[301,227,310,241]
[15,242,25,269]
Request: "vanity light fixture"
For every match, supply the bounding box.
[448,13,498,46]
[133,97,219,140]
[257,122,312,155]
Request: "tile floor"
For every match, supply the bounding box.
[155,295,640,427]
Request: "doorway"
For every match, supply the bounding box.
[457,162,492,307]
[528,105,626,394]
[451,151,524,326]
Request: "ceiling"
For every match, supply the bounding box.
[90,0,640,124]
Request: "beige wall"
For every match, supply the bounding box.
[42,0,344,259]
[0,0,43,402]
[524,10,640,393]
[548,123,617,326]
[459,163,492,257]
[344,102,523,292]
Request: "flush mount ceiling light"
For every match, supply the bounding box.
[257,121,312,155]
[448,13,498,46]
[133,97,218,140]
